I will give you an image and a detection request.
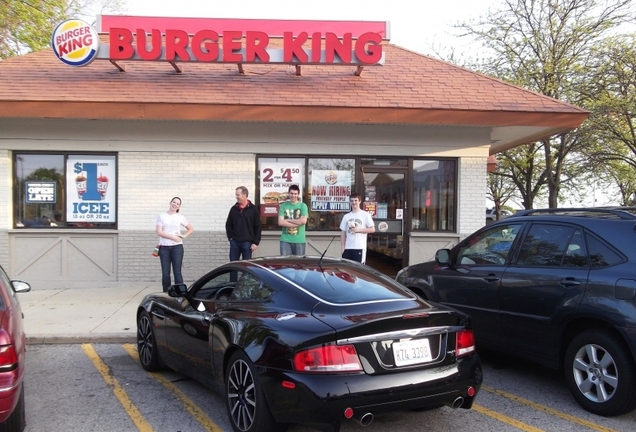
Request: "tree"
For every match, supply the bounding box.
[580,34,636,205]
[459,0,633,208]
[487,165,519,217]
[496,143,547,209]
[0,0,125,59]
[605,161,636,206]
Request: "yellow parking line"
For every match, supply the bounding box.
[123,343,224,432]
[81,344,154,432]
[472,404,544,431]
[481,385,618,432]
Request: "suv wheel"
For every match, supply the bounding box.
[564,329,636,416]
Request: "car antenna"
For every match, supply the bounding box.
[318,236,336,269]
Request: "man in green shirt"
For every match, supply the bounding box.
[278,184,308,255]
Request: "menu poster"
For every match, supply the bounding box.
[376,203,389,219]
[363,202,377,217]
[365,185,377,203]
[66,155,116,222]
[310,170,352,212]
[260,161,303,217]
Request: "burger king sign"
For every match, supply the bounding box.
[51,19,99,66]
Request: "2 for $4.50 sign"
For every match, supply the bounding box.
[259,161,303,216]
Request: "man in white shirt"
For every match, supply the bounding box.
[340,192,375,263]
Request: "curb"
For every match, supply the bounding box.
[26,335,137,345]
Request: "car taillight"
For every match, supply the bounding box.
[456,329,475,358]
[293,344,362,372]
[0,344,18,371]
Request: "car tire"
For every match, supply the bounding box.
[226,351,284,432]
[137,310,163,372]
[0,382,25,432]
[564,329,636,416]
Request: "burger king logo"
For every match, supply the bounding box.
[325,171,338,185]
[51,19,99,67]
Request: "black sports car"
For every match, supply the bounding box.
[136,256,482,432]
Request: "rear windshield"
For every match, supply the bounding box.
[270,265,413,304]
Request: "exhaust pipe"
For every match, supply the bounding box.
[353,412,374,426]
[446,396,464,409]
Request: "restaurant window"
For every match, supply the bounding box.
[307,158,355,230]
[411,159,456,232]
[258,157,355,231]
[14,153,117,229]
[258,157,305,229]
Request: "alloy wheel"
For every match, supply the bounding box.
[137,314,154,366]
[572,342,618,403]
[227,358,256,431]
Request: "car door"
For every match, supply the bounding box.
[210,272,277,378]
[499,223,589,361]
[437,222,524,346]
[163,269,238,383]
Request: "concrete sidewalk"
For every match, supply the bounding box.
[17,286,158,344]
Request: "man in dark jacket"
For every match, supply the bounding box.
[225,186,261,261]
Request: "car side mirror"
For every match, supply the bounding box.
[168,283,188,297]
[435,249,451,265]
[11,280,31,294]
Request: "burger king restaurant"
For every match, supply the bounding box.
[0,16,587,289]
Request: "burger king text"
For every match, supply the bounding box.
[109,29,383,65]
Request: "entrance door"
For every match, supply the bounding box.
[362,169,407,277]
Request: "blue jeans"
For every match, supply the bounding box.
[158,244,184,292]
[230,239,252,261]
[280,242,306,256]
[342,249,363,263]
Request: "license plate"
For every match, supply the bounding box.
[393,339,433,366]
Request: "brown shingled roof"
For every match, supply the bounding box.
[0,42,588,152]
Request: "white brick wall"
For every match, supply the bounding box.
[117,152,256,283]
[0,150,9,270]
[0,145,490,286]
[458,156,488,238]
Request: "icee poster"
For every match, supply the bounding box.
[66,155,116,223]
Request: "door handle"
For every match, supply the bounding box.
[560,278,581,287]
[484,274,500,283]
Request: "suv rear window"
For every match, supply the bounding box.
[586,234,625,268]
[272,265,412,304]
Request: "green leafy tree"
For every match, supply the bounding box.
[0,0,125,59]
[604,161,636,206]
[487,169,519,219]
[459,0,633,208]
[495,143,547,209]
[579,35,636,205]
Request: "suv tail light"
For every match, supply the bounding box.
[293,344,362,372]
[456,330,476,358]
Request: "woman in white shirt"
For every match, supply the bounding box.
[156,197,194,291]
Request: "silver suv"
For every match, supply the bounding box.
[485,208,513,222]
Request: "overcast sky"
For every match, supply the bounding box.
[119,0,495,57]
